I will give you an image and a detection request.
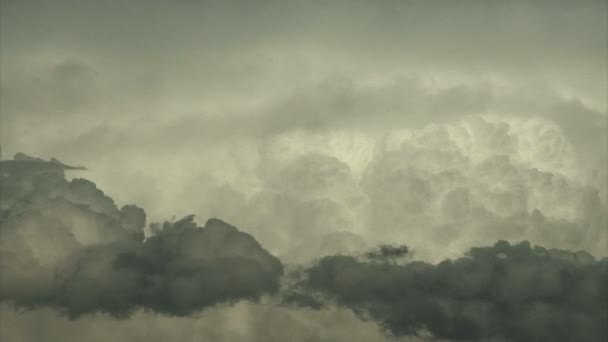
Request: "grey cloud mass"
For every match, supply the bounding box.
[3,153,605,341]
[290,241,608,341]
[0,156,283,317]
[0,0,606,340]
[0,303,437,342]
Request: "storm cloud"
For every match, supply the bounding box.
[0,155,283,317]
[0,0,606,340]
[289,241,608,341]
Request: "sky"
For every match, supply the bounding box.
[0,1,607,341]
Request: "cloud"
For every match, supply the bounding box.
[1,0,606,161]
[0,154,283,317]
[360,115,607,260]
[0,302,437,342]
[184,115,606,263]
[364,244,410,262]
[291,240,608,341]
[0,1,606,339]
[1,152,606,341]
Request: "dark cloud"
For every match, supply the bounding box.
[0,302,424,342]
[0,154,283,317]
[0,1,606,338]
[364,244,410,262]
[1,152,606,340]
[291,241,608,341]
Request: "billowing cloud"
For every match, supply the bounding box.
[185,115,606,263]
[1,153,606,341]
[364,244,410,262]
[1,0,605,267]
[289,240,608,341]
[361,115,607,260]
[0,155,283,317]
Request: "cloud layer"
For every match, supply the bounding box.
[1,153,606,341]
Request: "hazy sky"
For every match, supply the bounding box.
[1,1,607,341]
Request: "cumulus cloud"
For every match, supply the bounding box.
[290,240,608,342]
[184,115,606,263]
[361,115,607,260]
[0,154,283,317]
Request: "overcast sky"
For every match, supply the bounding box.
[1,1,607,341]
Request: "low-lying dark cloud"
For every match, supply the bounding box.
[364,244,410,262]
[290,241,608,341]
[2,152,606,341]
[0,153,283,317]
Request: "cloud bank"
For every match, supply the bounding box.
[288,241,607,341]
[0,155,283,317]
[1,153,606,341]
